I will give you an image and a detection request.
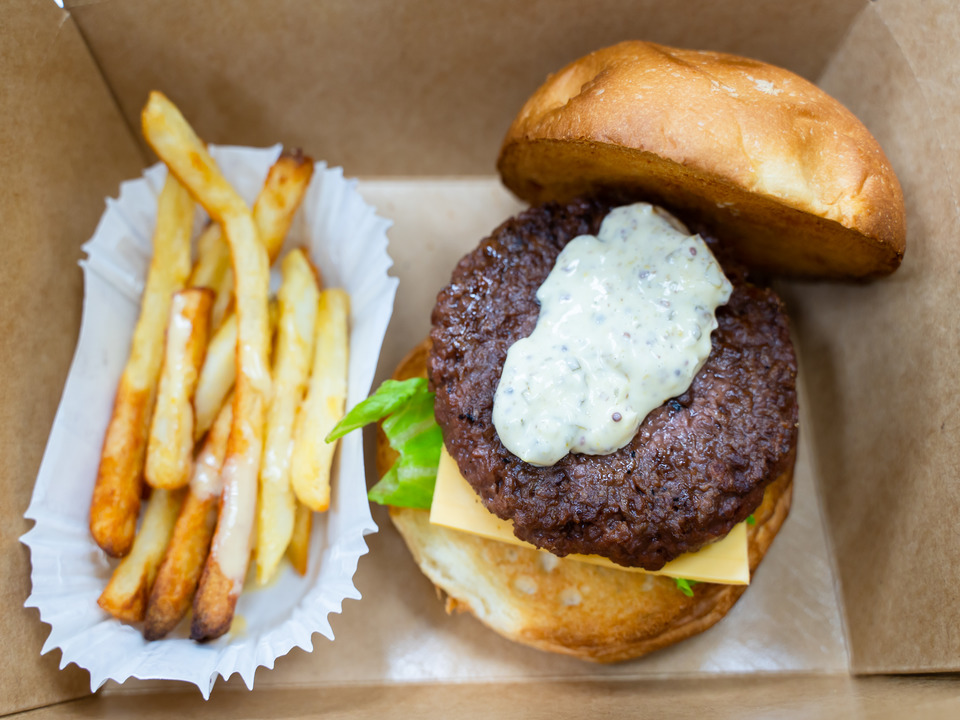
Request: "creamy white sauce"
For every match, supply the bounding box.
[492,203,733,467]
[241,337,271,396]
[190,400,232,500]
[167,308,195,373]
[167,310,196,462]
[145,295,196,487]
[190,434,225,501]
[210,428,260,587]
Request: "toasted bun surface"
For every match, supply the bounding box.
[380,340,793,662]
[498,41,905,280]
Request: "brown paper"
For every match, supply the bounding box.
[18,675,960,719]
[781,0,960,673]
[66,0,865,176]
[0,0,144,714]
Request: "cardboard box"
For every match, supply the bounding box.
[4,0,959,715]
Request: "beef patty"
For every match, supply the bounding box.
[429,197,798,570]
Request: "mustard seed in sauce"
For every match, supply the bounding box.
[492,203,732,466]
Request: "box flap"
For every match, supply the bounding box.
[781,0,960,673]
[0,0,145,714]
[66,0,865,176]
[14,676,960,719]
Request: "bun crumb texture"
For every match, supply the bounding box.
[380,340,793,662]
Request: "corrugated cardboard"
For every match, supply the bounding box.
[5,0,960,715]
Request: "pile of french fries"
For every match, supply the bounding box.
[90,91,350,642]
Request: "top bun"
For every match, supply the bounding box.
[498,41,905,280]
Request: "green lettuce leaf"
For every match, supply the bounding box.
[674,577,699,597]
[326,378,428,442]
[326,377,442,509]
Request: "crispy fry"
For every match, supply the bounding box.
[145,288,213,489]
[143,398,232,640]
[194,312,237,440]
[190,560,236,640]
[90,173,193,557]
[188,223,233,330]
[192,150,313,440]
[256,250,321,585]
[254,150,315,262]
[98,488,185,622]
[211,276,235,335]
[286,501,313,576]
[189,222,230,289]
[194,301,279,441]
[292,289,350,512]
[189,150,313,332]
[142,90,270,641]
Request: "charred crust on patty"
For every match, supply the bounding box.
[429,198,798,570]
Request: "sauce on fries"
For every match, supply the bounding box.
[89,92,349,641]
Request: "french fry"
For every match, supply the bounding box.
[98,488,185,622]
[210,274,235,335]
[194,301,279,441]
[188,223,232,330]
[192,151,313,437]
[254,150,315,262]
[286,501,313,576]
[255,250,321,585]
[291,289,350,512]
[193,312,237,439]
[189,222,230,290]
[142,90,271,641]
[143,398,232,640]
[189,151,313,331]
[145,288,213,489]
[90,173,193,557]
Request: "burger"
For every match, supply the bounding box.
[332,41,905,661]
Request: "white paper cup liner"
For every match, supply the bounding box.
[21,145,394,697]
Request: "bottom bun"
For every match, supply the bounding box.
[379,340,794,662]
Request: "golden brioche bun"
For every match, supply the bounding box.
[498,41,905,280]
[379,340,793,662]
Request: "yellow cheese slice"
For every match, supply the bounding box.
[429,446,749,585]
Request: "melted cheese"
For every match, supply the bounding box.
[429,447,749,585]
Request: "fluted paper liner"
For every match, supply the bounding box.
[21,145,394,697]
